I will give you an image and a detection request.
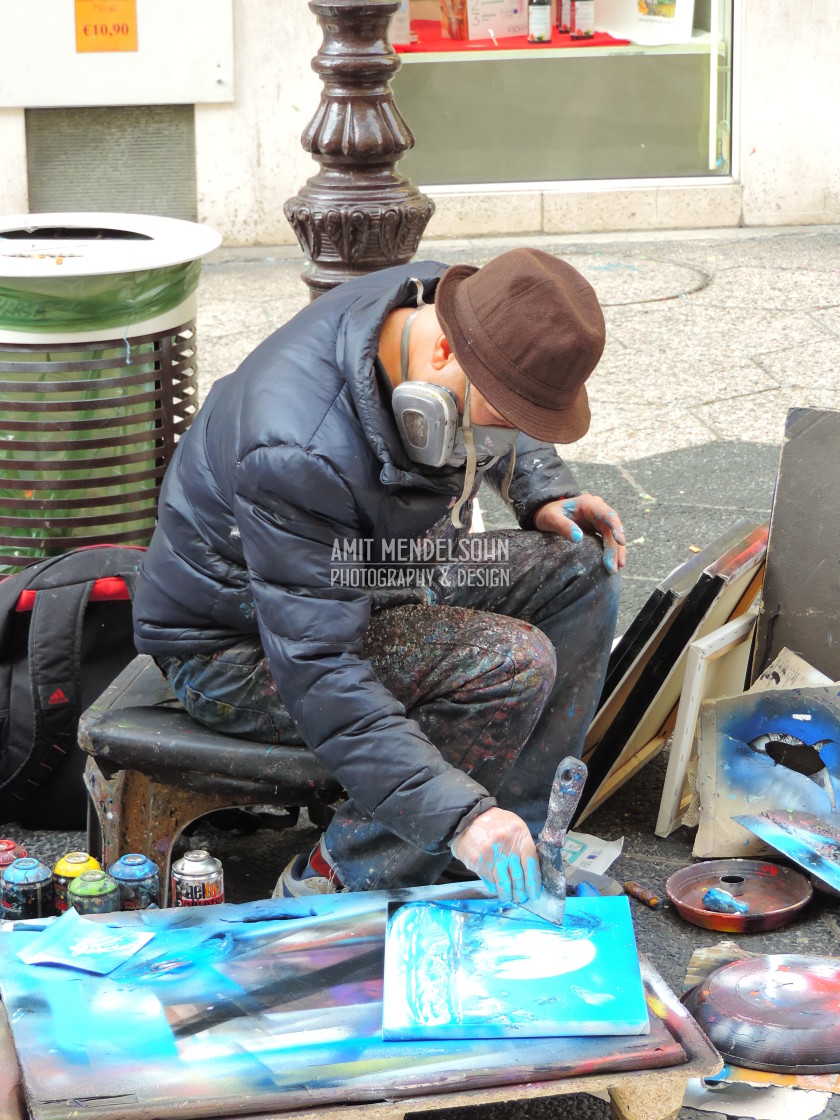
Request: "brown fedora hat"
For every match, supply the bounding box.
[435,248,605,444]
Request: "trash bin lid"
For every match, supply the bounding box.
[0,212,221,279]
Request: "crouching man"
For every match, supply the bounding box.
[133,249,625,903]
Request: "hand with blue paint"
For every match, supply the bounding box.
[533,492,627,574]
[450,807,541,904]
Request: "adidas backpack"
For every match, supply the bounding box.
[0,545,144,830]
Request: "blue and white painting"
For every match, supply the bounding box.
[383,896,649,1039]
[696,685,840,858]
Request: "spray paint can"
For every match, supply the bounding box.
[67,869,121,915]
[1,857,54,920]
[53,852,101,914]
[171,849,224,907]
[109,853,160,911]
[0,839,27,870]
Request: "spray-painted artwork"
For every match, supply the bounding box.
[0,886,691,1120]
[694,685,840,858]
[734,808,840,895]
[383,897,649,1039]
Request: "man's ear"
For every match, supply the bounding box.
[430,332,454,370]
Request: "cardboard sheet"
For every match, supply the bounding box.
[682,1077,829,1119]
[751,408,840,685]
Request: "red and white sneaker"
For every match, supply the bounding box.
[272,841,343,898]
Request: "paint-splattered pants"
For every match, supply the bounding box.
[160,530,620,890]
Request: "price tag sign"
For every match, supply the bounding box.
[75,0,138,53]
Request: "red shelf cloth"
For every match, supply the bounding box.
[395,19,630,53]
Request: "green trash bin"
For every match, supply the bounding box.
[0,213,221,572]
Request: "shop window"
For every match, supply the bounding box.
[391,0,733,185]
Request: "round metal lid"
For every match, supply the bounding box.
[684,954,840,1074]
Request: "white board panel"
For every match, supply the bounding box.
[0,0,234,107]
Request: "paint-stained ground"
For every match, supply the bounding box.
[10,224,840,1120]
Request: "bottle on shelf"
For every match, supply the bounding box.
[570,0,595,38]
[528,0,552,42]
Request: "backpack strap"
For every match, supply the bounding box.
[28,578,96,784]
[0,561,46,653]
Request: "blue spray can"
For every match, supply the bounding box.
[1,857,54,920]
[109,853,160,911]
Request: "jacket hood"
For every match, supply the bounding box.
[331,262,454,489]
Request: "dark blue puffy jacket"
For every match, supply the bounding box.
[134,262,581,852]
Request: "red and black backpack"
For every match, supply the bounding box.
[0,545,144,829]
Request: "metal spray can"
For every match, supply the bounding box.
[171,849,224,907]
[0,838,27,870]
[53,851,101,914]
[67,869,121,915]
[109,853,160,911]
[1,857,54,920]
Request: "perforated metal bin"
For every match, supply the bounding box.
[0,214,220,572]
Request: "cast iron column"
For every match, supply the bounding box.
[285,0,435,299]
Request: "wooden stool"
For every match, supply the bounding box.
[79,655,342,904]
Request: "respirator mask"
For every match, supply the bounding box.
[391,282,519,527]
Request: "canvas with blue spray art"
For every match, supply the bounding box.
[0,885,693,1120]
[734,808,840,895]
[383,896,649,1039]
[694,685,840,858]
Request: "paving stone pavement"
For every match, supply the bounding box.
[194,224,840,636]
[9,224,840,1120]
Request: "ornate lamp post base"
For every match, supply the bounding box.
[285,0,435,300]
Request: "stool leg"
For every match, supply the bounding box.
[85,774,104,871]
[84,755,113,867]
[84,757,262,905]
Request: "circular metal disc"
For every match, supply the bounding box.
[665,859,812,932]
[684,954,840,1073]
